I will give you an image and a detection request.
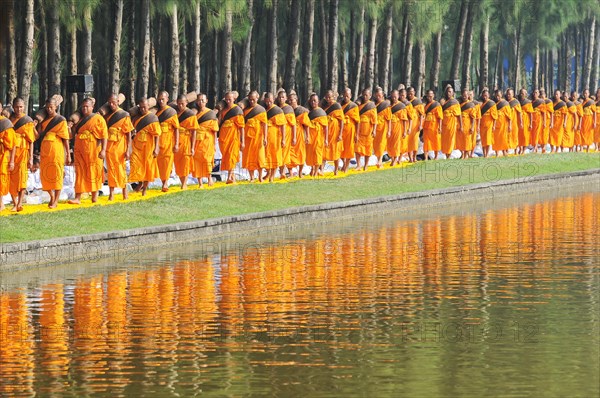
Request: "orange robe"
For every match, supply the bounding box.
[422,101,442,152]
[193,109,219,178]
[174,109,199,178]
[341,101,359,159]
[265,105,286,169]
[519,100,533,147]
[0,116,16,196]
[281,105,296,166]
[457,101,477,152]
[407,99,423,152]
[492,100,511,151]
[373,100,391,158]
[595,100,600,144]
[530,99,544,146]
[441,99,461,154]
[387,101,408,157]
[105,108,134,188]
[73,113,108,194]
[129,112,161,182]
[324,103,344,161]
[542,99,553,145]
[218,104,244,171]
[549,101,567,147]
[8,114,35,196]
[290,106,309,167]
[39,115,69,191]
[574,102,584,146]
[580,99,596,146]
[563,102,577,148]
[479,100,497,147]
[306,107,328,167]
[156,106,179,181]
[507,99,522,149]
[242,105,267,171]
[356,101,377,157]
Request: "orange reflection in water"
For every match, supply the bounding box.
[0,192,598,395]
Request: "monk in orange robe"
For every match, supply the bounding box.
[218,92,245,184]
[579,89,596,152]
[398,88,414,160]
[356,88,377,170]
[595,89,600,151]
[155,91,180,191]
[441,85,463,158]
[104,94,134,201]
[129,98,161,196]
[422,89,443,160]
[387,90,408,165]
[457,89,477,159]
[549,90,567,152]
[340,88,359,172]
[530,89,546,153]
[323,90,344,175]
[518,89,533,154]
[506,89,522,153]
[276,90,296,178]
[373,86,391,168]
[562,94,577,151]
[306,93,329,177]
[541,89,553,152]
[174,95,199,189]
[571,92,584,151]
[468,90,481,157]
[193,93,219,187]
[242,91,267,182]
[37,97,71,208]
[479,88,497,158]
[492,90,512,157]
[263,93,286,182]
[68,98,108,204]
[288,90,309,177]
[8,98,35,211]
[407,87,424,163]
[0,103,16,212]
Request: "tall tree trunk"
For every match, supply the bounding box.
[38,0,48,104]
[416,41,426,97]
[267,0,279,94]
[379,8,393,93]
[365,15,377,90]
[6,0,18,102]
[284,0,301,91]
[241,0,255,96]
[68,2,77,114]
[319,0,329,92]
[301,0,315,100]
[18,0,35,112]
[181,25,188,94]
[583,17,596,90]
[340,27,348,90]
[127,2,136,106]
[348,8,356,90]
[403,22,413,87]
[450,0,468,81]
[327,0,339,92]
[47,0,61,95]
[110,0,124,94]
[352,5,365,97]
[429,30,441,93]
[399,7,409,86]
[191,2,201,93]
[221,5,233,94]
[574,26,580,92]
[493,42,501,89]
[533,40,540,89]
[512,21,522,90]
[170,5,180,98]
[479,15,489,93]
[564,31,571,93]
[82,5,93,75]
[137,0,150,99]
[150,36,158,96]
[461,2,474,90]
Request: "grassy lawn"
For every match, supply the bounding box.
[1,152,598,243]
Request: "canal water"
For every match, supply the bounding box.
[1,190,598,397]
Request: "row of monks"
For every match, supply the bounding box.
[0,85,598,211]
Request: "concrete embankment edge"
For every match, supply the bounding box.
[2,169,599,270]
